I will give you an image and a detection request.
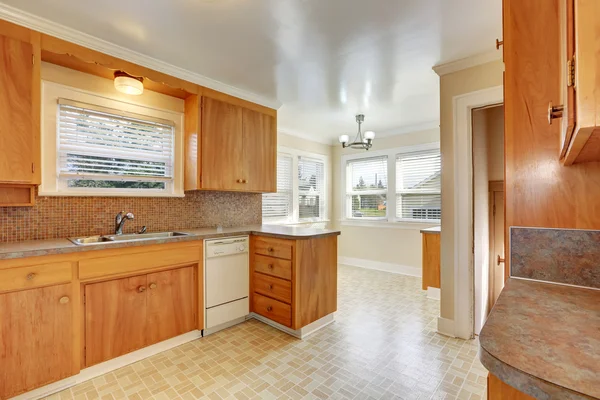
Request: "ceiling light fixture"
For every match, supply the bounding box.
[114,71,144,95]
[339,114,375,150]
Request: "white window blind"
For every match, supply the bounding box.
[346,156,388,219]
[57,99,175,190]
[298,156,325,220]
[396,149,441,221]
[262,154,293,221]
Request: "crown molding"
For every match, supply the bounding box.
[432,50,502,76]
[0,3,282,110]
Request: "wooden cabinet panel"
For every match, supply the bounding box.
[0,284,73,399]
[253,292,292,327]
[147,266,196,345]
[254,237,293,260]
[488,374,535,400]
[0,261,72,293]
[253,254,292,280]
[201,97,244,190]
[421,233,441,290]
[242,108,276,192]
[84,275,147,366]
[253,272,292,304]
[0,34,34,184]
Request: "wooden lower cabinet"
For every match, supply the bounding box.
[84,266,197,367]
[84,275,148,367]
[488,374,535,400]
[421,232,441,290]
[0,284,73,399]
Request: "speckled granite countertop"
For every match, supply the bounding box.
[479,278,600,399]
[0,225,340,261]
[420,226,441,234]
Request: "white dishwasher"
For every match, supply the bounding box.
[204,236,249,334]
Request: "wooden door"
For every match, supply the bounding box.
[147,266,196,345]
[489,183,505,309]
[0,284,73,399]
[84,275,147,366]
[201,97,244,190]
[242,108,277,192]
[558,0,576,159]
[0,34,34,183]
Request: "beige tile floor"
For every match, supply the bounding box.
[45,265,487,400]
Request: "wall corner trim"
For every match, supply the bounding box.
[433,51,502,76]
[338,256,422,278]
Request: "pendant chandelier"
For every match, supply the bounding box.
[338,114,375,150]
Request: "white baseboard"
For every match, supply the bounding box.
[338,256,422,278]
[10,330,202,400]
[437,317,455,338]
[427,287,441,300]
[248,313,335,339]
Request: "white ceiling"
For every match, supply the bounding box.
[1,0,502,143]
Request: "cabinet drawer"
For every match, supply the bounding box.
[253,292,291,327]
[254,254,292,280]
[254,237,292,260]
[0,262,72,293]
[253,272,292,304]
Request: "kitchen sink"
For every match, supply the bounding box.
[68,231,191,246]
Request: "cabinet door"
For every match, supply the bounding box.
[201,97,244,190]
[242,108,277,192]
[0,34,34,183]
[0,284,73,399]
[84,275,147,366]
[558,0,576,159]
[147,266,196,345]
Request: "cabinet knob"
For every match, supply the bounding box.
[496,38,504,50]
[268,264,274,269]
[137,286,146,293]
[59,296,70,304]
[548,102,564,125]
[266,306,273,312]
[268,284,274,290]
[267,247,274,252]
[497,255,505,266]
[26,273,36,281]
[236,179,242,183]
[149,283,157,289]
[242,179,247,184]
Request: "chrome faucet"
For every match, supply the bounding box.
[115,211,134,235]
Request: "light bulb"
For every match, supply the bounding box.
[364,131,375,140]
[339,135,350,144]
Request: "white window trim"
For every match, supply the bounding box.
[264,146,329,225]
[40,80,184,197]
[340,142,441,226]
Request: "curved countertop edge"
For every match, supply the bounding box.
[479,342,593,400]
[0,226,341,261]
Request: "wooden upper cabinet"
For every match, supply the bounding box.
[0,284,73,399]
[84,275,148,367]
[184,95,277,193]
[555,0,600,165]
[242,108,276,192]
[0,34,35,184]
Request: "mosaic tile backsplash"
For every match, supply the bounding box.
[510,227,600,289]
[0,190,262,243]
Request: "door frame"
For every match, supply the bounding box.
[450,85,503,340]
[488,180,504,311]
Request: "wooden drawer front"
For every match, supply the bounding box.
[253,292,291,327]
[254,254,292,280]
[79,246,200,280]
[0,262,71,293]
[253,272,292,304]
[254,237,292,260]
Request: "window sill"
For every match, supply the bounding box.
[340,219,440,230]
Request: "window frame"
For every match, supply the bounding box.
[340,142,441,226]
[262,146,329,225]
[40,80,184,197]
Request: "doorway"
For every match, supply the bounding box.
[471,104,505,334]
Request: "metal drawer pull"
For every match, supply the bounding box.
[266,306,273,312]
[59,296,70,304]
[548,102,564,124]
[26,273,36,280]
[137,286,146,293]
[149,283,157,289]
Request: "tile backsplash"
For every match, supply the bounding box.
[0,190,262,242]
[510,227,600,289]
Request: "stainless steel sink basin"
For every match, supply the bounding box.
[69,232,191,246]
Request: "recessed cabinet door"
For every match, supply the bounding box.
[147,266,196,345]
[0,34,34,183]
[84,275,147,366]
[0,284,73,399]
[201,97,244,190]
[242,108,276,193]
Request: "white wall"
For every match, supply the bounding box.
[332,128,440,275]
